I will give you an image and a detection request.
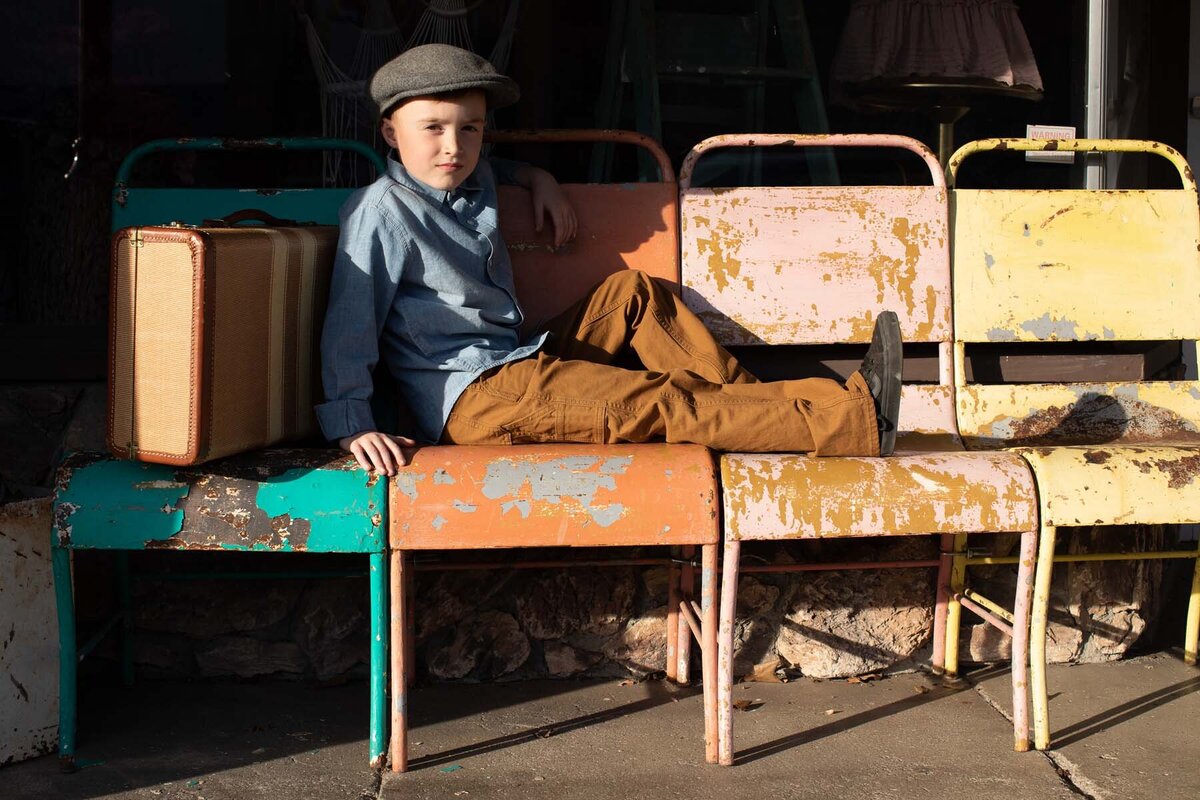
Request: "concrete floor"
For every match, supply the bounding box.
[4,652,1197,800]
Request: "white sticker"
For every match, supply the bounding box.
[1025,125,1077,163]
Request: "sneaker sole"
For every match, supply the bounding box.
[873,311,902,456]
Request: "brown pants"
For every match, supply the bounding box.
[441,271,878,455]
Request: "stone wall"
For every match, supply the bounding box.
[1,381,1173,684]
[93,534,1167,684]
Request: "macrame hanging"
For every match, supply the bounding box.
[303,1,521,185]
[302,13,373,186]
[350,0,409,87]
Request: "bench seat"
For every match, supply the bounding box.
[720,450,1036,540]
[52,448,388,767]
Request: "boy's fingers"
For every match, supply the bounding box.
[357,438,381,472]
[348,441,372,472]
[362,438,393,475]
[550,206,567,247]
[381,436,405,470]
[533,197,545,232]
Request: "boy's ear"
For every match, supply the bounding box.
[380,116,399,149]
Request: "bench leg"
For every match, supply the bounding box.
[405,557,416,687]
[1185,547,1200,666]
[701,543,718,764]
[52,544,76,771]
[666,546,679,682]
[931,533,955,675]
[677,545,694,684]
[390,550,409,772]
[1011,529,1037,752]
[117,552,134,688]
[942,534,967,678]
[369,551,387,768]
[717,538,739,766]
[1030,522,1057,751]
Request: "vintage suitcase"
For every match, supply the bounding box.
[108,215,338,465]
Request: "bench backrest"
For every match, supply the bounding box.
[111,138,385,231]
[678,134,955,444]
[950,138,1200,448]
[490,130,680,330]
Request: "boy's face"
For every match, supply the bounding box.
[381,90,486,193]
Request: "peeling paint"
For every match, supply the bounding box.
[433,469,456,485]
[721,451,1037,539]
[394,472,424,502]
[389,444,719,548]
[54,459,187,548]
[480,456,629,527]
[501,499,532,518]
[959,382,1200,448]
[54,451,383,553]
[1021,444,1200,526]
[682,184,950,346]
[1019,313,1079,340]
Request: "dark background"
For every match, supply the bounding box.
[0,0,1190,374]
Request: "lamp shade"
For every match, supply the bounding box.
[833,0,1043,90]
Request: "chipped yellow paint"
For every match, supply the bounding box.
[956,381,1200,449]
[720,452,1036,540]
[691,214,745,293]
[953,189,1200,342]
[950,139,1200,344]
[1019,444,1200,526]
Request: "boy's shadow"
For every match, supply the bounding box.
[498,183,673,333]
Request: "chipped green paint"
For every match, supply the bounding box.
[56,460,187,549]
[254,467,384,552]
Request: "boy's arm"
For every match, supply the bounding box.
[315,200,416,474]
[489,157,577,248]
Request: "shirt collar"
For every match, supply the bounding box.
[386,155,485,206]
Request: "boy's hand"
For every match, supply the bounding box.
[338,431,418,476]
[528,168,577,248]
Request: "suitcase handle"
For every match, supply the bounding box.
[202,208,314,227]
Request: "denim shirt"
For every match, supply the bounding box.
[315,155,547,443]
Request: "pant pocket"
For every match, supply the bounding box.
[500,402,562,443]
[442,408,513,445]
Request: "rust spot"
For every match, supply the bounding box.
[1129,453,1200,489]
[1001,394,1200,447]
[1044,141,1059,151]
[1083,451,1111,465]
[1039,206,1074,228]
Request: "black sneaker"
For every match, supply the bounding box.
[858,311,902,456]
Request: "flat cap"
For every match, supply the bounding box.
[369,43,520,117]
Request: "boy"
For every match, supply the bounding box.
[317,44,902,474]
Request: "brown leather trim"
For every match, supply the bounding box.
[191,229,211,464]
[106,228,128,458]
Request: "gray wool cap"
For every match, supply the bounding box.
[369,44,520,117]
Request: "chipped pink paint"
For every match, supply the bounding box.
[680,134,950,347]
[719,451,1037,540]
